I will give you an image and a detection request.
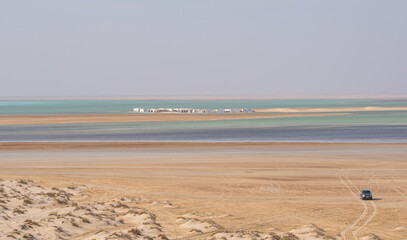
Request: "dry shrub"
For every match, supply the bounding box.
[128,228,142,236]
[45,192,56,198]
[269,232,282,240]
[109,232,133,239]
[70,219,79,227]
[13,208,26,214]
[17,180,28,185]
[56,198,68,205]
[22,233,35,239]
[66,212,75,217]
[281,232,299,240]
[24,219,40,226]
[158,234,169,240]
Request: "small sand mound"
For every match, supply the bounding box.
[150,200,177,208]
[359,233,383,240]
[178,217,220,233]
[393,226,407,231]
[209,231,283,240]
[289,223,333,240]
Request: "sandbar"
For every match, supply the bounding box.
[0,113,348,126]
[255,106,407,113]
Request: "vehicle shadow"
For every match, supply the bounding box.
[361,198,382,201]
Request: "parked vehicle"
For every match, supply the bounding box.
[360,189,373,200]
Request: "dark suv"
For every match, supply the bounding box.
[360,189,373,200]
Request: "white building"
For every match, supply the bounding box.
[133,108,146,113]
[179,108,193,113]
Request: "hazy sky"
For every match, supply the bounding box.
[1,1,406,98]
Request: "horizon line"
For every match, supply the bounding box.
[1,95,407,101]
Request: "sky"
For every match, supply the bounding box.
[1,1,406,98]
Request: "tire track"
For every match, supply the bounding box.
[390,177,406,198]
[175,172,235,240]
[359,170,368,192]
[378,175,406,222]
[337,169,368,240]
[232,159,285,232]
[346,170,377,239]
[367,170,379,193]
[179,159,286,240]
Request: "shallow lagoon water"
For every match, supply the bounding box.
[1,110,407,142]
[2,99,407,115]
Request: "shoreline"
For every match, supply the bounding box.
[1,141,406,151]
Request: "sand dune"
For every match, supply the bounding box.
[0,179,345,240]
[0,179,168,240]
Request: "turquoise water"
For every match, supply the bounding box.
[1,99,407,142]
[1,99,407,115]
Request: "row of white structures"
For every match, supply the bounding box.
[133,108,254,114]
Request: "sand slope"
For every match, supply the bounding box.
[0,179,167,240]
[0,179,387,240]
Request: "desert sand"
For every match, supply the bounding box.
[0,142,406,239]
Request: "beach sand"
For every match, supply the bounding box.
[0,142,406,239]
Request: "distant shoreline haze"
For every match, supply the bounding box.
[1,95,407,101]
